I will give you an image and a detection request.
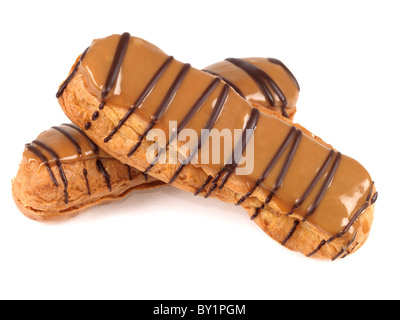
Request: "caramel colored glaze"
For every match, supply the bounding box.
[73,34,374,246]
[28,51,300,209]
[23,124,112,166]
[23,123,114,204]
[204,57,299,118]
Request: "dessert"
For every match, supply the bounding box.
[12,123,162,221]
[14,54,299,221]
[203,57,299,119]
[56,33,377,259]
[57,33,376,259]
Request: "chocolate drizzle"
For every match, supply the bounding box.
[126,164,133,180]
[371,192,378,204]
[127,63,191,157]
[339,233,358,259]
[101,32,131,100]
[236,126,298,206]
[61,33,375,259]
[169,84,230,185]
[201,108,260,198]
[251,148,341,246]
[306,239,328,258]
[281,220,300,246]
[96,159,112,191]
[332,232,358,261]
[104,56,174,143]
[25,144,59,187]
[31,140,69,204]
[225,58,290,118]
[267,58,300,91]
[92,111,99,121]
[56,47,90,99]
[83,168,91,195]
[145,77,220,175]
[263,129,302,205]
[24,124,118,204]
[286,150,335,216]
[62,123,100,154]
[82,33,132,131]
[250,128,302,220]
[301,152,342,221]
[202,69,245,98]
[194,175,213,196]
[63,123,112,191]
[51,126,82,155]
[305,182,376,259]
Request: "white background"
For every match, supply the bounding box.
[1,0,399,300]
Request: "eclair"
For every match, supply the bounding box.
[14,56,298,221]
[57,33,377,260]
[12,123,162,221]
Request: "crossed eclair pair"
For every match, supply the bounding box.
[12,55,298,221]
[16,33,377,260]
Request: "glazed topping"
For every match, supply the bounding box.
[23,123,111,166]
[23,124,114,204]
[204,57,299,118]
[64,33,374,246]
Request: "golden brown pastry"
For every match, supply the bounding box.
[57,33,377,260]
[12,123,162,221]
[13,55,299,222]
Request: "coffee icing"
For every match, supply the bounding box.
[23,123,114,203]
[204,57,299,118]
[59,33,376,258]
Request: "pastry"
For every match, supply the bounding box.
[203,57,299,119]
[13,55,299,221]
[12,123,162,221]
[57,33,377,260]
